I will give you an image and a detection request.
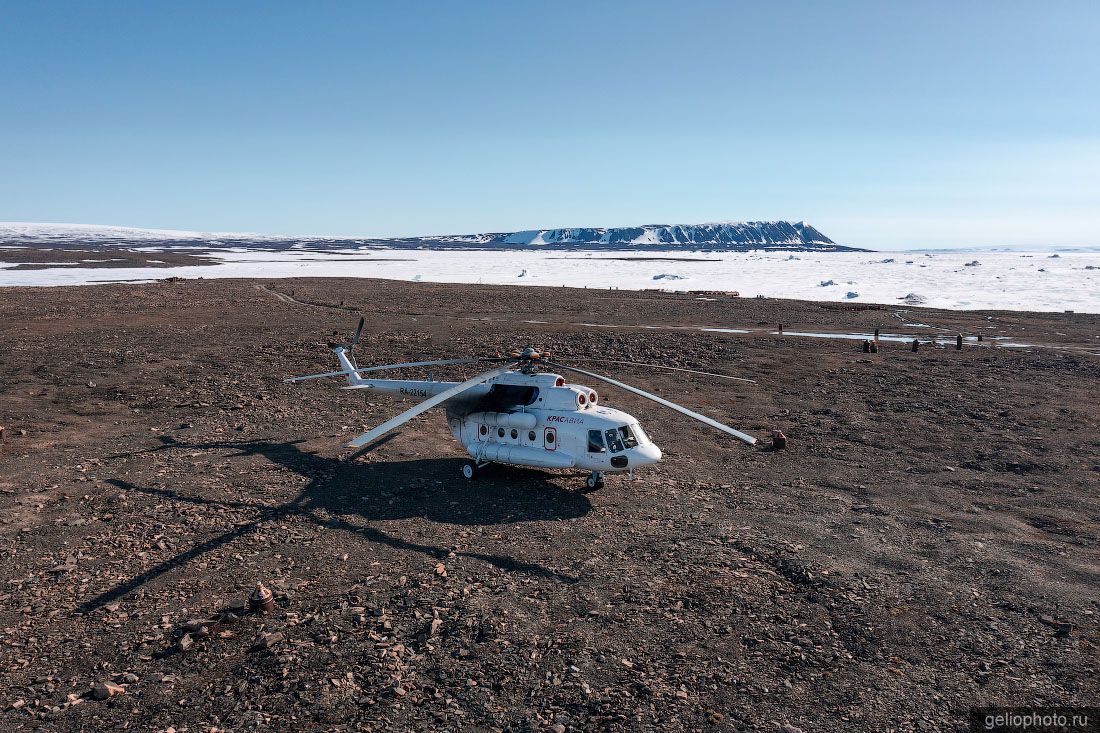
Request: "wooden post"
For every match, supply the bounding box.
[874,328,880,343]
[862,340,871,353]
[778,323,784,334]
[977,334,983,342]
[911,339,919,352]
[956,334,963,350]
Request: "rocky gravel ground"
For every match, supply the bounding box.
[1,278,1098,732]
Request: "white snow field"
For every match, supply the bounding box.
[2,248,1098,314]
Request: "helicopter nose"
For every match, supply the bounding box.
[632,442,662,465]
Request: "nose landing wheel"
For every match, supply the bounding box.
[462,460,479,480]
[584,472,605,492]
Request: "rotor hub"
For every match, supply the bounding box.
[509,346,549,362]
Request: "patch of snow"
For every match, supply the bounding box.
[2,248,1098,313]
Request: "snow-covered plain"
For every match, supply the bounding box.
[2,249,1098,313]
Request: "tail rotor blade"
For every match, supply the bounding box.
[348,317,365,368]
[350,317,365,350]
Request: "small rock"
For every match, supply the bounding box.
[176,633,194,652]
[91,682,124,700]
[253,631,285,651]
[183,619,216,635]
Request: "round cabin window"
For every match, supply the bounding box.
[546,431,555,444]
[528,431,536,441]
[479,425,488,436]
[497,427,505,438]
[510,428,518,439]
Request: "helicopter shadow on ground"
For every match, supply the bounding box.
[80,435,589,612]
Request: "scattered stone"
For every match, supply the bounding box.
[91,681,124,700]
[252,631,285,652]
[183,619,216,635]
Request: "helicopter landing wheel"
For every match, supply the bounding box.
[462,460,479,480]
[584,472,605,492]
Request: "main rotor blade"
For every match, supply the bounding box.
[344,364,512,449]
[568,357,756,383]
[285,357,487,383]
[544,360,757,446]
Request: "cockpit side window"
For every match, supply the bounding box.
[631,423,649,445]
[605,428,626,453]
[587,429,606,453]
[619,425,639,449]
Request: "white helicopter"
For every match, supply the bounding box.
[288,319,757,490]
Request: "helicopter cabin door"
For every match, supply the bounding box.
[543,427,557,451]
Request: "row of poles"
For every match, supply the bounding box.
[775,323,975,353]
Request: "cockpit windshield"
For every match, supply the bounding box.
[603,425,640,453]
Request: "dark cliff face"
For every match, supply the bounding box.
[480,221,843,248]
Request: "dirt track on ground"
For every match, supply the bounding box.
[1,278,1098,732]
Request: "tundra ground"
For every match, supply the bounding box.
[1,278,1098,732]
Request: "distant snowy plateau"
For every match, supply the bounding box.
[0,220,846,250]
[2,222,1099,313]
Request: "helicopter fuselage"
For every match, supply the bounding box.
[347,370,662,474]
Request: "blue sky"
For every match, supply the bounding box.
[1,1,1097,249]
